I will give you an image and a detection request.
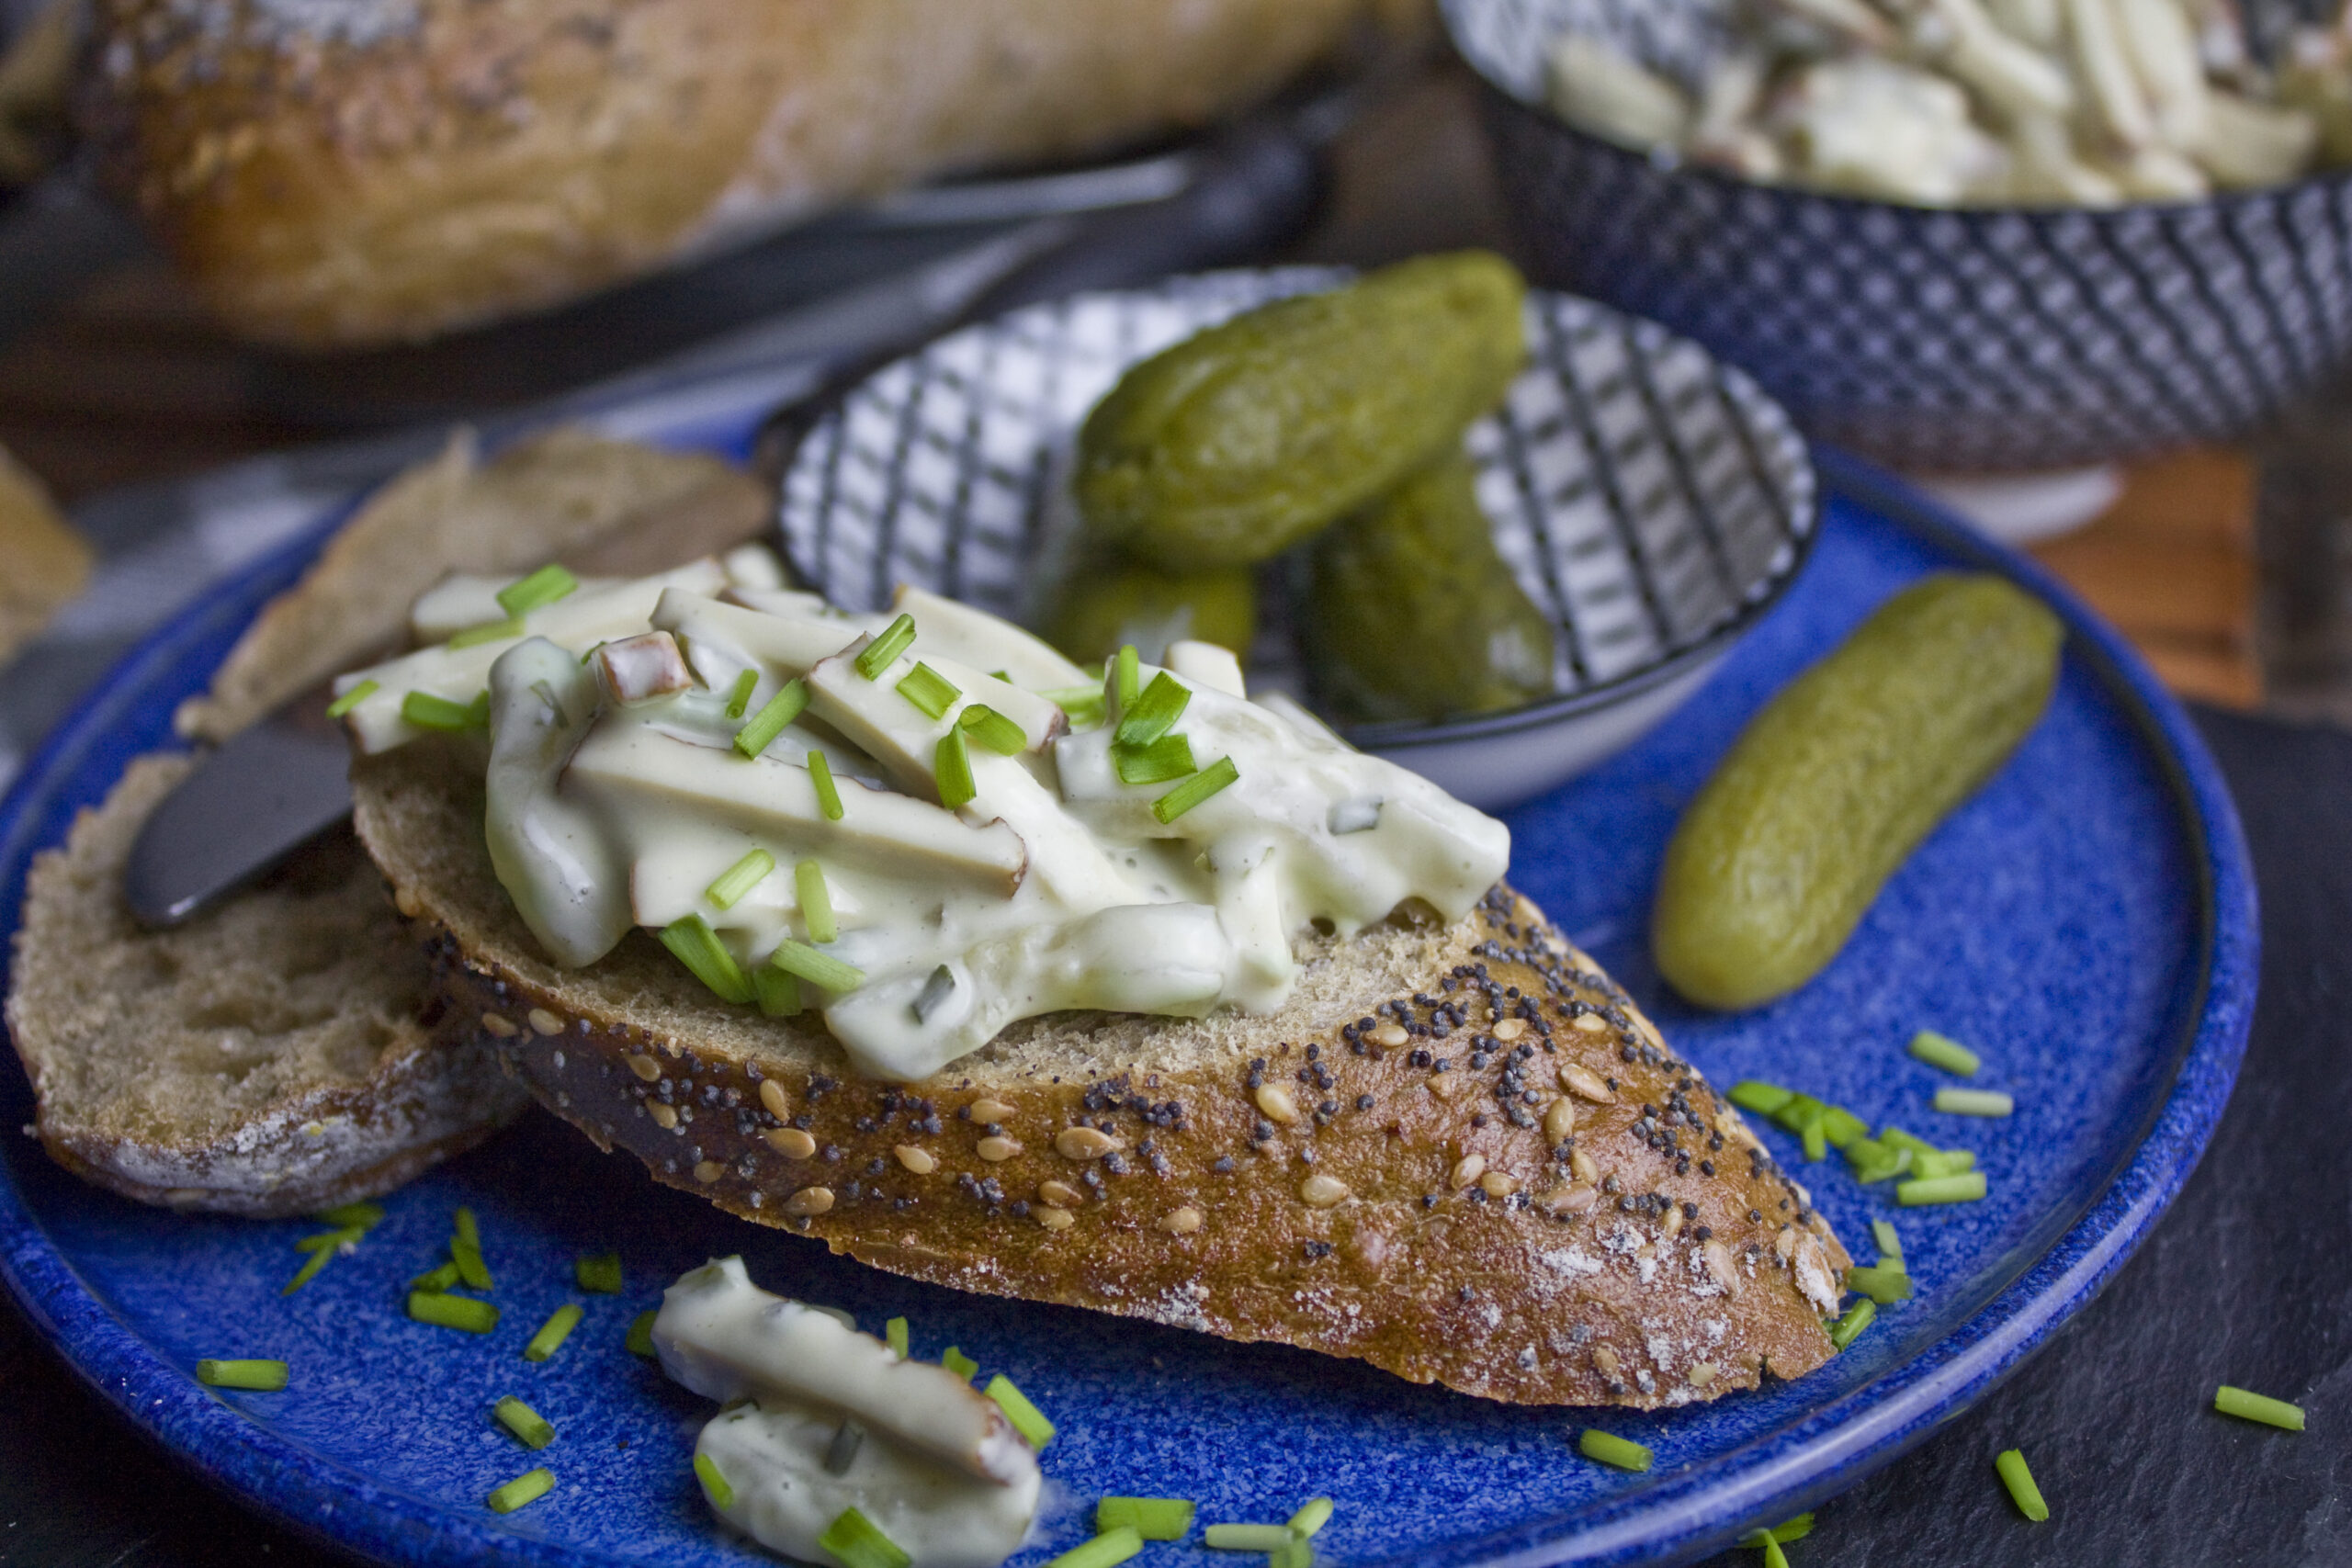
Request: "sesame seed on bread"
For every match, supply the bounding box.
[353,737,1852,1408]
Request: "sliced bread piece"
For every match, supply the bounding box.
[176,426,771,744]
[354,738,1851,1408]
[7,754,528,1217]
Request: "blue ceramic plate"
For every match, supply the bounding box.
[0,373,2254,1567]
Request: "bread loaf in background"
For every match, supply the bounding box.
[81,0,1423,349]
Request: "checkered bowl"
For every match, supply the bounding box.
[1444,0,2352,472]
[766,268,1817,809]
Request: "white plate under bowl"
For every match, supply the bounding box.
[767,268,1820,810]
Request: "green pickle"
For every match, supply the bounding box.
[1304,454,1555,723]
[1652,574,2064,1010]
[1039,551,1256,666]
[1075,251,1529,571]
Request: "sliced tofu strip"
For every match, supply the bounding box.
[565,724,1025,896]
[655,1257,1040,1487]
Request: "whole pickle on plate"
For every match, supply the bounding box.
[1039,550,1257,666]
[1652,573,2065,1011]
[1075,251,1529,571]
[1303,452,1556,724]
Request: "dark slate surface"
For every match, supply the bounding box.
[0,705,2338,1568]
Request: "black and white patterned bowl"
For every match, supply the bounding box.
[1444,0,2352,473]
[769,269,1816,809]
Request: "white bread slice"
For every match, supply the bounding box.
[6,753,526,1216]
[354,738,1852,1408]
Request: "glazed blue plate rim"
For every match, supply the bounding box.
[0,446,2256,1567]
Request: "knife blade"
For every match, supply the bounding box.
[118,106,1337,929]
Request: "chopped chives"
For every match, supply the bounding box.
[735,678,809,758]
[497,564,580,616]
[452,1208,492,1291]
[1740,1533,1789,1568]
[1828,1298,1876,1350]
[818,1506,912,1568]
[1878,1126,1939,1158]
[706,848,775,911]
[1819,1105,1870,1148]
[724,669,759,720]
[1843,1138,1911,1185]
[326,680,379,719]
[885,1316,909,1359]
[409,1292,500,1334]
[1202,1523,1295,1550]
[486,1468,554,1515]
[281,1245,338,1295]
[1845,1265,1914,1304]
[1048,1526,1144,1568]
[1872,1219,1905,1269]
[1911,1148,1974,1180]
[1767,1513,1814,1543]
[295,1224,363,1254]
[1095,1497,1195,1540]
[1115,671,1192,747]
[494,1394,556,1450]
[1800,1111,1827,1164]
[808,749,844,820]
[796,859,837,943]
[896,662,961,720]
[935,726,977,808]
[627,1309,657,1357]
[1114,645,1141,707]
[1898,1171,1987,1206]
[1908,1029,1982,1076]
[447,616,525,650]
[753,964,803,1018]
[986,1373,1055,1450]
[959,704,1027,755]
[401,690,486,732]
[1577,1428,1652,1472]
[768,940,864,995]
[1043,684,1109,728]
[455,1206,481,1250]
[1288,1495,1334,1537]
[1114,733,1197,785]
[855,615,919,680]
[1934,1088,2014,1118]
[198,1359,288,1391]
[662,914,754,1005]
[524,1303,584,1362]
[412,1260,463,1292]
[576,1252,622,1294]
[1268,1537,1312,1568]
[2215,1385,2305,1430]
[695,1451,736,1511]
[1153,755,1238,825]
[313,1201,385,1229]
[1728,1081,1794,1115]
[1995,1448,2049,1521]
[942,1346,977,1381]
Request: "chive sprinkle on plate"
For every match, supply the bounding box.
[1045,1526,1144,1568]
[1995,1448,2050,1521]
[1577,1428,1653,1472]
[2215,1385,2306,1430]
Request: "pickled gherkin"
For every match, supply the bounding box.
[1652,574,2064,1011]
[1303,453,1556,724]
[1039,551,1256,666]
[1075,252,1529,571]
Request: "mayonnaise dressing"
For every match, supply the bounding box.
[339,559,1510,1081]
[656,1258,1041,1568]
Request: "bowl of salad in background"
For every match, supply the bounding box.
[764,266,1818,810]
[1443,0,2352,474]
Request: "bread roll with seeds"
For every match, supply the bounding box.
[353,739,1851,1407]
